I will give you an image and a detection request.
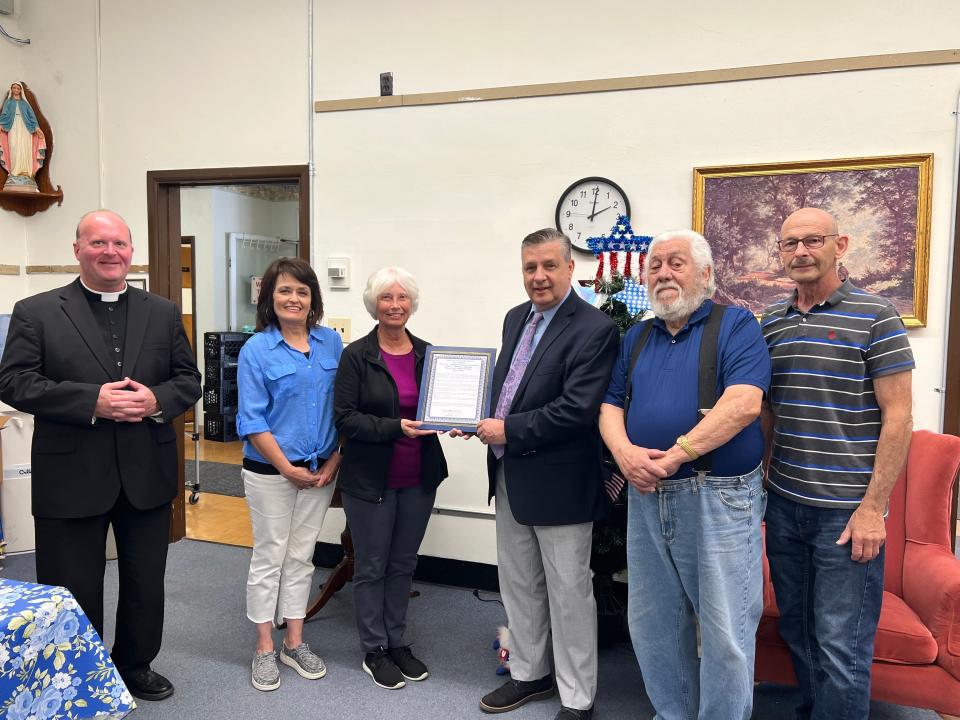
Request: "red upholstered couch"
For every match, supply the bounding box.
[755,430,960,719]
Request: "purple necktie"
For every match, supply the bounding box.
[492,311,543,459]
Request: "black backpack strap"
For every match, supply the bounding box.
[623,320,653,419]
[693,303,728,473]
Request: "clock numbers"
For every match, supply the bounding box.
[555,177,631,253]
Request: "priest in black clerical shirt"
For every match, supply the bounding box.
[0,209,200,701]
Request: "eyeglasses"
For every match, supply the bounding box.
[776,234,838,253]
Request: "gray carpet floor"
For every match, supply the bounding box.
[0,542,941,720]
[184,460,243,497]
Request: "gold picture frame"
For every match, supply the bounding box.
[693,154,933,327]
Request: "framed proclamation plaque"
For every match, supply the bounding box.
[416,346,496,432]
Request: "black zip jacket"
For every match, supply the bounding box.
[333,325,448,502]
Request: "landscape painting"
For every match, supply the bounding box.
[692,154,932,326]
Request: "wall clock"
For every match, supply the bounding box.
[555,177,630,252]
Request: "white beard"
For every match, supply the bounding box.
[648,281,710,324]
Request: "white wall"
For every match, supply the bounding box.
[313,1,960,98]
[1,0,958,564]
[311,1,960,561]
[96,0,308,250]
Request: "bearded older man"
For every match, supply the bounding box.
[599,229,771,720]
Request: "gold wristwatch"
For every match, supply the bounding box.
[676,434,699,461]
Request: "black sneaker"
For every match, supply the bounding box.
[363,647,405,690]
[388,646,428,681]
[479,675,555,713]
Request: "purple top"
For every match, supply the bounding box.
[382,349,422,488]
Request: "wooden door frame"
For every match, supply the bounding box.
[146,165,311,541]
[180,236,197,351]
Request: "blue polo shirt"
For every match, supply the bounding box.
[603,301,770,480]
[236,324,343,469]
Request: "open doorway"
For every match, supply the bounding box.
[146,166,310,544]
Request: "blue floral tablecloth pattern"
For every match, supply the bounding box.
[0,578,135,719]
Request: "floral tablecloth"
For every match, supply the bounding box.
[0,578,135,719]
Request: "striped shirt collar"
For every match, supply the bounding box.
[771,279,854,318]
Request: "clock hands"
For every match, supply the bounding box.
[588,190,600,221]
[588,204,612,221]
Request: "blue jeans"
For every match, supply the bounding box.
[764,490,885,720]
[627,465,765,720]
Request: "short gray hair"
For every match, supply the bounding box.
[643,229,716,296]
[521,228,572,261]
[362,267,420,319]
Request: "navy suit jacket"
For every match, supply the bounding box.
[486,289,619,526]
[0,279,201,518]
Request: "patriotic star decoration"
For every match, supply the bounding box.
[585,214,655,291]
[612,277,651,316]
[586,215,652,254]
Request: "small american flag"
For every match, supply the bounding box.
[605,471,626,502]
[601,457,626,502]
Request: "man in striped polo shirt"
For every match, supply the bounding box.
[761,207,914,720]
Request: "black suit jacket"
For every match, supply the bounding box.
[487,289,619,526]
[0,279,201,518]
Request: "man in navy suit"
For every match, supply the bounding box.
[0,210,201,702]
[474,228,619,720]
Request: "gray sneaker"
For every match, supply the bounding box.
[251,650,280,691]
[279,641,327,680]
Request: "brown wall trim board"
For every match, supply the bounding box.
[26,264,149,274]
[315,49,960,113]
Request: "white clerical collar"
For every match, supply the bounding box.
[80,278,128,302]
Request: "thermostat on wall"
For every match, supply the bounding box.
[327,257,351,289]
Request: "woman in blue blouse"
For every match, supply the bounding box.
[236,257,343,692]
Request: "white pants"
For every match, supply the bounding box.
[243,469,336,624]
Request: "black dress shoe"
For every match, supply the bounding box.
[555,707,593,720]
[122,668,175,701]
[479,675,555,713]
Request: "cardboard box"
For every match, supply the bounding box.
[0,412,117,560]
[0,413,34,555]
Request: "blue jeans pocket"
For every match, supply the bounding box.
[709,469,765,512]
[716,486,754,511]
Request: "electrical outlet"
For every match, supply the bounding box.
[329,317,351,343]
[380,72,393,96]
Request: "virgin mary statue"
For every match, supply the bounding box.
[0,81,47,192]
